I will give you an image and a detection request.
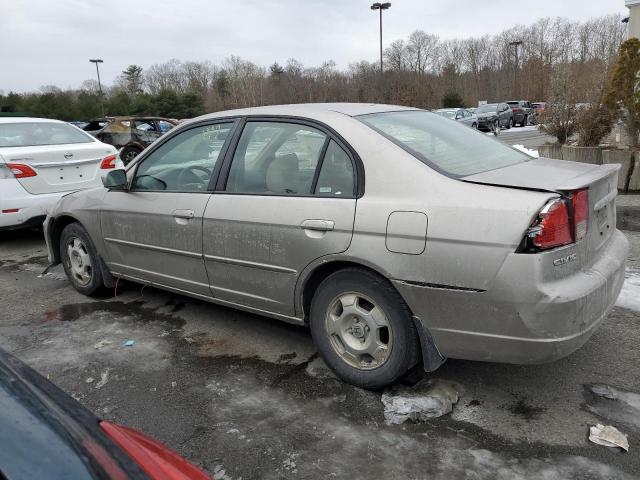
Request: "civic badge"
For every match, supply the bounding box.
[64,152,73,159]
[553,253,577,267]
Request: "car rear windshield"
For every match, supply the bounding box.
[358,110,529,177]
[0,122,93,147]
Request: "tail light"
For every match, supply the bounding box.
[100,154,117,169]
[572,189,589,241]
[100,421,210,480]
[6,163,37,178]
[523,189,589,251]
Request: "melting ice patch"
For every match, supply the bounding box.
[616,268,640,312]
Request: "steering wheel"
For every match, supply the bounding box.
[177,166,211,189]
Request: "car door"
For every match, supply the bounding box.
[203,119,358,316]
[100,121,236,296]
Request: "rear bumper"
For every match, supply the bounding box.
[0,179,67,230]
[394,230,629,365]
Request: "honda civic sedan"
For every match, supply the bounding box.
[43,103,628,389]
[0,118,122,230]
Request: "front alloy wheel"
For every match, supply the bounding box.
[325,293,393,370]
[60,222,106,296]
[66,237,93,286]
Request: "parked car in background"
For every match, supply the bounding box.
[84,117,178,165]
[532,102,546,117]
[475,103,514,131]
[0,118,122,231]
[44,103,627,390]
[0,347,210,479]
[82,117,113,135]
[506,100,535,127]
[435,108,478,128]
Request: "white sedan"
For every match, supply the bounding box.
[0,118,123,230]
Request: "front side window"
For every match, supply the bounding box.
[359,111,529,177]
[0,122,93,147]
[132,123,233,192]
[226,122,327,195]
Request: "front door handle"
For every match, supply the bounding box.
[172,209,195,220]
[301,219,335,231]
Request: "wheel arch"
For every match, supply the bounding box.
[47,214,82,265]
[297,256,445,372]
[47,214,116,288]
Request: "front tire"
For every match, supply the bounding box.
[60,223,106,296]
[309,268,420,389]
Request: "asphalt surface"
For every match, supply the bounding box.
[1,226,639,480]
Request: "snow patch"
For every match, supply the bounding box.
[381,379,460,424]
[512,144,539,158]
[615,268,640,312]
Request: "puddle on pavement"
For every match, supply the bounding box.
[40,300,186,329]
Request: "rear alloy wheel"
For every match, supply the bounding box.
[507,118,513,129]
[310,268,420,389]
[471,122,478,129]
[120,146,142,166]
[60,223,106,296]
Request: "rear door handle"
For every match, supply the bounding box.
[301,219,335,231]
[172,209,195,219]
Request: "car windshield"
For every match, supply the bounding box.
[476,105,498,113]
[0,122,93,147]
[436,110,456,119]
[358,110,529,177]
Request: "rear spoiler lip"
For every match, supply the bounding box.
[462,163,620,195]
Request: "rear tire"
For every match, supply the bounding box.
[507,118,513,129]
[309,268,420,389]
[60,223,106,296]
[121,146,142,166]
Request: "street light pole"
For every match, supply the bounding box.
[508,41,523,97]
[370,3,391,75]
[89,58,104,115]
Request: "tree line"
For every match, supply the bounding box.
[0,14,627,120]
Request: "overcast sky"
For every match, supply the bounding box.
[1,0,628,93]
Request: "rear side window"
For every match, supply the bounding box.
[0,122,93,147]
[359,111,529,177]
[226,122,328,195]
[315,140,354,198]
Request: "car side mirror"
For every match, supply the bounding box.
[102,169,128,190]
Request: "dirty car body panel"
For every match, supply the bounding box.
[45,103,628,371]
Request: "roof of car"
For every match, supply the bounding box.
[194,103,419,122]
[0,117,66,124]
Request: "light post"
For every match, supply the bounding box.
[89,58,104,115]
[370,2,391,75]
[508,41,523,97]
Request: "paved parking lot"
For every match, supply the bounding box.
[1,228,639,479]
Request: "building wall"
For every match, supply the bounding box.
[628,1,640,38]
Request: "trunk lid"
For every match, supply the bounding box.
[462,157,619,192]
[464,157,619,266]
[0,142,115,194]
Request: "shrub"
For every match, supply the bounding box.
[442,92,465,108]
[604,38,640,148]
[575,103,613,147]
